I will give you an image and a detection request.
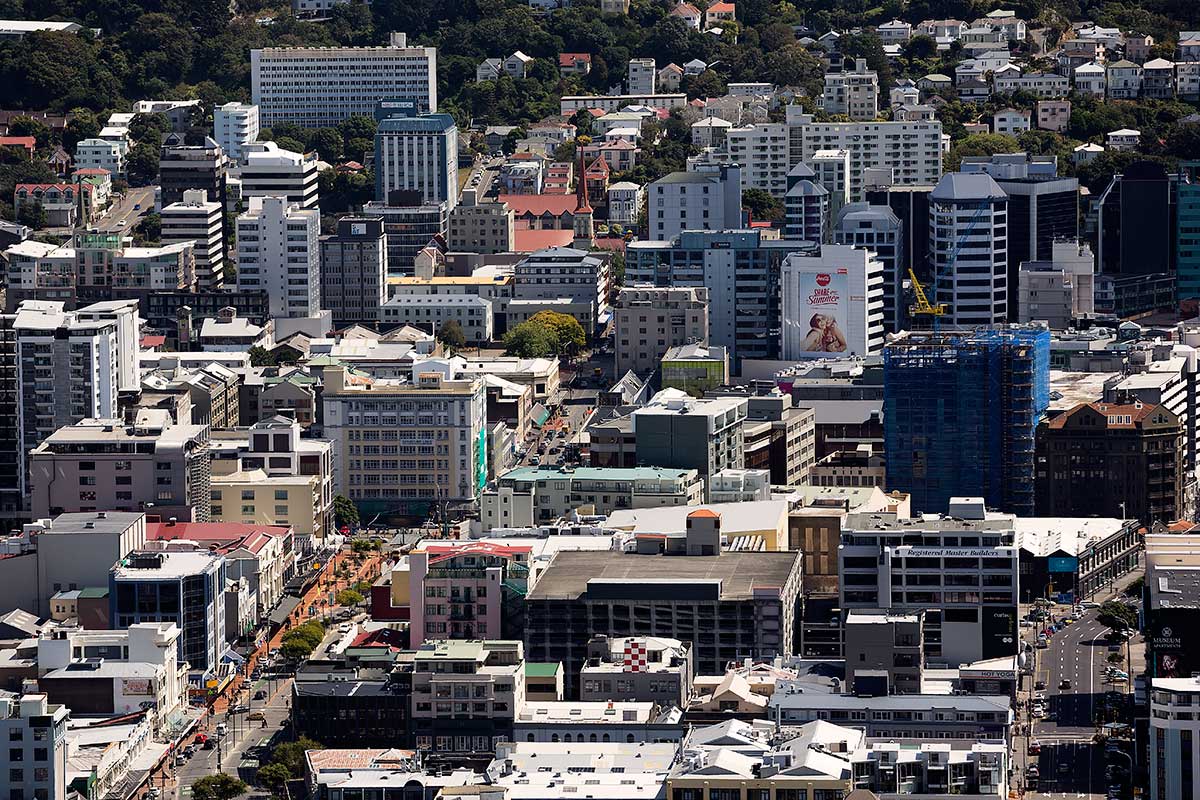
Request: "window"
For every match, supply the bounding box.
[275,490,289,501]
[242,490,255,500]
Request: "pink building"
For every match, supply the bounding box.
[400,541,534,646]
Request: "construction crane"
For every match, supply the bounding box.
[908,268,946,319]
[909,205,989,329]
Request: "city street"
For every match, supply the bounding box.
[97,186,156,233]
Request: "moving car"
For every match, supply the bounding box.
[248,710,266,721]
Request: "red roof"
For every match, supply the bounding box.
[592,237,627,254]
[0,136,35,150]
[147,522,292,555]
[514,228,575,251]
[423,541,533,564]
[707,1,735,13]
[671,2,701,16]
[559,53,591,67]
[140,335,166,348]
[349,628,407,649]
[15,183,71,192]
[688,508,722,519]
[72,168,110,176]
[499,194,579,216]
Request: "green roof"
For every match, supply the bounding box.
[78,587,109,599]
[500,465,695,482]
[525,662,562,678]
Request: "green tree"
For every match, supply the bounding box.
[192,774,247,800]
[338,114,377,145]
[63,110,101,153]
[15,201,45,229]
[437,319,467,351]
[504,320,558,358]
[6,116,50,149]
[126,143,161,186]
[945,133,1021,171]
[336,588,364,606]
[256,762,292,794]
[270,737,325,777]
[1097,601,1138,632]
[308,127,343,161]
[528,310,587,355]
[742,188,784,223]
[247,346,281,367]
[128,113,171,147]
[333,494,360,530]
[135,213,161,243]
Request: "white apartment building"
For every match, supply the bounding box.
[160,189,225,291]
[993,108,1031,136]
[74,138,126,178]
[13,300,140,498]
[725,123,789,198]
[1017,240,1095,329]
[1074,62,1107,96]
[781,244,885,360]
[628,58,656,95]
[614,285,709,376]
[833,202,905,332]
[321,362,487,507]
[1106,59,1143,99]
[607,181,643,225]
[840,498,1020,664]
[821,58,879,121]
[38,623,188,727]
[251,33,438,127]
[646,165,743,240]
[790,109,944,200]
[810,149,851,214]
[929,172,1009,326]
[993,72,1069,97]
[111,242,196,294]
[237,141,320,209]
[213,102,260,162]
[236,196,321,318]
[1151,677,1200,800]
[0,695,68,800]
[380,294,494,342]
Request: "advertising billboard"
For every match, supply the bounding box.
[1048,556,1079,573]
[797,270,850,355]
[981,605,1018,659]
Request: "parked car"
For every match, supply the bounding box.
[248,710,266,722]
[1060,679,1073,690]
[254,689,267,700]
[215,723,229,736]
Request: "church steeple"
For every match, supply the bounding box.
[573,152,595,248]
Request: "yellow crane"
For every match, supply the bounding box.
[908,268,946,318]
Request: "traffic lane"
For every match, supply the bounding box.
[97,186,156,232]
[1037,740,1104,797]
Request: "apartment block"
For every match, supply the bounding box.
[447,202,515,254]
[479,465,704,528]
[1151,677,1200,800]
[213,102,260,162]
[321,363,487,513]
[833,202,905,332]
[929,172,1010,326]
[13,300,140,499]
[320,217,388,325]
[632,389,747,486]
[627,58,656,95]
[512,247,612,336]
[821,58,880,121]
[251,33,438,127]
[161,189,226,291]
[646,166,742,241]
[236,196,321,318]
[725,123,790,197]
[780,244,886,360]
[613,285,709,376]
[380,294,494,342]
[237,141,320,209]
[29,411,211,522]
[0,695,68,800]
[580,635,692,706]
[409,640,525,759]
[790,111,943,200]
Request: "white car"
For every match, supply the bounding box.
[338,623,352,633]
[1081,601,1100,609]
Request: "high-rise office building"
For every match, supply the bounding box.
[1097,160,1179,279]
[1177,162,1200,299]
[160,189,226,290]
[784,162,830,242]
[833,203,905,332]
[320,217,388,325]
[627,230,814,370]
[883,326,1050,516]
[780,244,886,359]
[251,33,438,127]
[929,172,1010,326]
[374,100,459,210]
[236,196,321,318]
[159,137,230,209]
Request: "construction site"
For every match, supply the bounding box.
[883,326,1051,516]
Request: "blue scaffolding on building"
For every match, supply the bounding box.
[883,326,1050,516]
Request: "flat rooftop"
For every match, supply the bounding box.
[526,550,799,601]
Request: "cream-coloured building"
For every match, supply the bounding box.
[208,416,334,544]
[447,201,515,254]
[321,362,488,512]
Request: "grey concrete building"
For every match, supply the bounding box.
[631,389,747,491]
[613,285,709,377]
[0,695,68,800]
[28,410,212,522]
[525,511,803,696]
[37,511,147,618]
[320,217,389,325]
[768,689,1012,741]
[580,635,693,707]
[843,609,924,694]
[448,202,515,254]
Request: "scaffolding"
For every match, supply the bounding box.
[883,326,1050,515]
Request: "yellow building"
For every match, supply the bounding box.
[605,500,790,551]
